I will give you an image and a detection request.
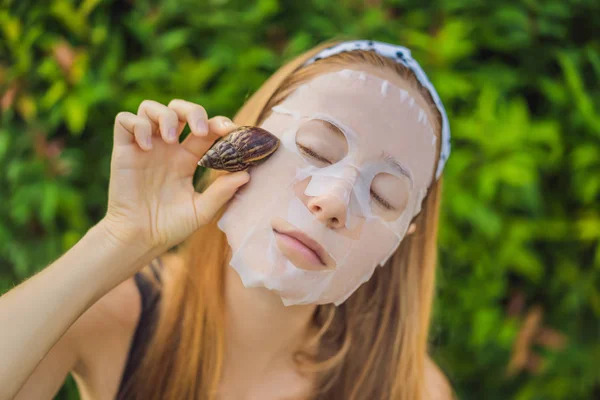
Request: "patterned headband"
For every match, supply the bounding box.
[302,40,451,180]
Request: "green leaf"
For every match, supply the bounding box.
[63,95,88,135]
[40,183,59,229]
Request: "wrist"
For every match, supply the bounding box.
[51,220,159,305]
[94,217,153,264]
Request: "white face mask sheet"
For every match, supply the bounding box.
[219,69,437,306]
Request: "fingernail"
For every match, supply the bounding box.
[196,119,208,134]
[168,127,177,141]
[221,118,234,128]
[146,136,153,149]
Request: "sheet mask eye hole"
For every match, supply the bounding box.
[295,119,348,167]
[370,173,410,221]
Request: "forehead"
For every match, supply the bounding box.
[274,68,437,188]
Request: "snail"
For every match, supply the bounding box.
[198,126,280,172]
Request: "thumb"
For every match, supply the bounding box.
[193,171,250,226]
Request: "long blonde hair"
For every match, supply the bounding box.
[120,41,450,400]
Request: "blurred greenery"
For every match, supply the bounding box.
[1,0,599,399]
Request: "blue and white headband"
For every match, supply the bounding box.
[302,40,451,180]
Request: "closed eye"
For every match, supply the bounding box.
[370,189,394,210]
[297,143,332,164]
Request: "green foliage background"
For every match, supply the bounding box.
[1,0,599,399]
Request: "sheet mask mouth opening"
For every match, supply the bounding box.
[270,218,336,271]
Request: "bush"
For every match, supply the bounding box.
[1,0,598,399]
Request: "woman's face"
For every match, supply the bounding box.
[218,65,438,306]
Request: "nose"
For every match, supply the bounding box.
[307,194,347,229]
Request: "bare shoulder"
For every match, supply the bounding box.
[425,356,454,400]
[72,276,141,340]
[69,275,142,377]
[68,253,178,365]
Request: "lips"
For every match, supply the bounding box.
[273,228,331,267]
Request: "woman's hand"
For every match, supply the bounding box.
[101,99,249,253]
[0,100,249,399]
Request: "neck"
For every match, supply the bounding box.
[223,265,316,377]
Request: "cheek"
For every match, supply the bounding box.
[320,221,401,303]
[219,142,300,248]
[350,220,400,266]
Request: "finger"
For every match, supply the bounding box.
[207,115,238,137]
[181,115,238,160]
[167,99,209,137]
[137,100,180,144]
[114,112,154,150]
[193,171,250,226]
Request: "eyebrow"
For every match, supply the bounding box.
[382,152,413,184]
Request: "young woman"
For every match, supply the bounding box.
[1,40,453,400]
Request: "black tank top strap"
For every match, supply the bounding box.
[116,257,163,398]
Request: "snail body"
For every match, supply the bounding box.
[198,126,280,172]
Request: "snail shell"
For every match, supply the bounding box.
[198,126,280,172]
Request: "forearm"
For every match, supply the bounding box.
[0,220,153,399]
